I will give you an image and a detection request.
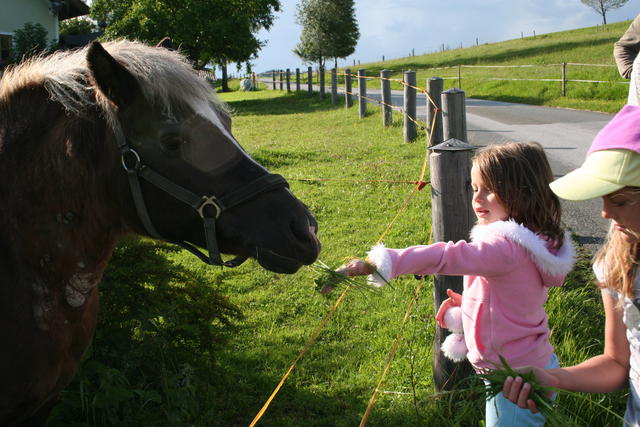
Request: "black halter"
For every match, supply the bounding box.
[111,120,289,267]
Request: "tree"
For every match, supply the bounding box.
[90,0,280,91]
[60,17,97,35]
[580,0,629,25]
[12,22,52,63]
[294,0,359,69]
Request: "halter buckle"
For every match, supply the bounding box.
[121,148,141,172]
[197,196,223,219]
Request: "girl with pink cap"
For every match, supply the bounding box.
[503,104,640,426]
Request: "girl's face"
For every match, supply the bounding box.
[471,165,509,226]
[602,188,640,243]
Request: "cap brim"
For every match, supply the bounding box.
[550,168,624,200]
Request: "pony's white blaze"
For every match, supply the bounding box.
[192,99,267,172]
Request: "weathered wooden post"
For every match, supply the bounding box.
[561,62,567,97]
[427,77,444,147]
[286,68,291,92]
[279,70,283,90]
[404,70,417,142]
[358,68,367,119]
[295,68,301,92]
[307,66,313,95]
[430,138,476,392]
[319,66,325,100]
[252,72,256,89]
[272,71,276,90]
[381,69,392,127]
[345,68,353,108]
[442,88,467,142]
[331,68,338,104]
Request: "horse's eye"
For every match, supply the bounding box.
[161,137,185,154]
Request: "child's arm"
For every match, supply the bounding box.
[503,288,630,412]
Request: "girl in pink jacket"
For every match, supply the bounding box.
[338,142,576,426]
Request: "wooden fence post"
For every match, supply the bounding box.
[345,68,353,108]
[331,68,338,104]
[381,69,392,127]
[279,70,283,90]
[252,72,256,89]
[319,66,325,100]
[427,77,444,147]
[458,64,462,89]
[561,62,567,97]
[404,70,417,142]
[272,71,276,90]
[307,66,313,95]
[296,68,301,92]
[442,88,467,142]
[358,68,367,119]
[430,138,476,392]
[286,69,291,92]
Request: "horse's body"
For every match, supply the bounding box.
[0,40,320,425]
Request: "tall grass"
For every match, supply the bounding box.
[49,90,627,426]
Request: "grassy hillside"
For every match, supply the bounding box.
[328,20,634,113]
[50,90,627,426]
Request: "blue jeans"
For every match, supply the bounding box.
[485,354,560,427]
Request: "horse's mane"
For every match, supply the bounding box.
[0,40,228,123]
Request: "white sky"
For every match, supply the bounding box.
[246,0,640,73]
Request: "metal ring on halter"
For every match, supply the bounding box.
[197,196,223,219]
[121,148,142,172]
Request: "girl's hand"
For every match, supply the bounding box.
[502,367,558,413]
[335,259,375,277]
[435,289,462,328]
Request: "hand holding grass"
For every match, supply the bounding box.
[501,365,559,413]
[335,259,375,277]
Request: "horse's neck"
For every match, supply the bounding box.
[5,209,121,330]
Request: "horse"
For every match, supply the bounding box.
[0,39,320,425]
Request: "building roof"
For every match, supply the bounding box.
[56,0,90,20]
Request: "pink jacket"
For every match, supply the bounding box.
[366,220,576,371]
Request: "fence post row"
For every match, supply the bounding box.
[307,66,313,96]
[358,68,367,119]
[427,77,444,147]
[279,70,283,91]
[430,134,475,391]
[331,68,338,105]
[403,70,417,142]
[345,68,352,108]
[381,69,392,127]
[272,71,276,90]
[296,68,301,92]
[442,88,467,142]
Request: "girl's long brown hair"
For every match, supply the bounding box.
[473,142,564,247]
[594,189,640,298]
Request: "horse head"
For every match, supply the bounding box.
[86,41,320,273]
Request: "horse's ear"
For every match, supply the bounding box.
[86,41,141,108]
[157,37,173,50]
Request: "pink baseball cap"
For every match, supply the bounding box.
[550,104,640,200]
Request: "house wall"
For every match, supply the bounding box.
[0,0,59,42]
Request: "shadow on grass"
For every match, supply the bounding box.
[228,91,342,116]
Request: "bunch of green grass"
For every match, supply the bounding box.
[310,259,390,294]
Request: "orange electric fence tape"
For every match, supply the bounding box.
[248,79,440,427]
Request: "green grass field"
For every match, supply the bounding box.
[47,87,627,426]
[299,20,634,113]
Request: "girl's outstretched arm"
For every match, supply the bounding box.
[503,288,630,412]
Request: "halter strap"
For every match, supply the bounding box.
[113,122,288,267]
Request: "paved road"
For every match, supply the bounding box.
[260,81,614,252]
[354,87,613,253]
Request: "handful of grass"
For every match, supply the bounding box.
[310,260,388,294]
[479,355,556,417]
